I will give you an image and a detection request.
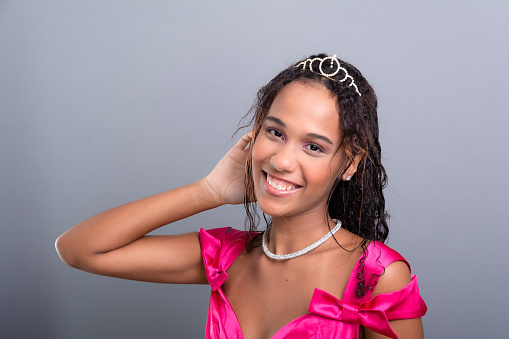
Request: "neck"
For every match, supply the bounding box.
[267,212,337,255]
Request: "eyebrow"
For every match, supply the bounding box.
[306,133,334,145]
[265,116,286,127]
[264,116,334,145]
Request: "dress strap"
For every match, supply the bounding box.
[199,227,251,291]
[342,241,409,304]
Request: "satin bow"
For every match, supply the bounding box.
[205,264,228,291]
[202,227,255,291]
[308,289,398,339]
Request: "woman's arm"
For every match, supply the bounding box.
[364,261,424,339]
[55,132,252,284]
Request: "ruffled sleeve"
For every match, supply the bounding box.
[199,227,249,291]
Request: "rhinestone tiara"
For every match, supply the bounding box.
[294,54,362,96]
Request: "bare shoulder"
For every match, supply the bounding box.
[372,259,412,297]
[366,256,424,339]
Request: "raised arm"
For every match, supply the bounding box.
[55,132,252,284]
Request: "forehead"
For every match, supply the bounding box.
[266,81,342,141]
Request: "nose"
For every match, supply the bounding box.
[270,145,298,172]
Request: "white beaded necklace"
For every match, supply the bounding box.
[262,220,342,260]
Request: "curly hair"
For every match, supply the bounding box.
[240,54,389,297]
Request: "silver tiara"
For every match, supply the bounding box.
[295,54,361,96]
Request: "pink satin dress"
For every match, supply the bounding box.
[199,227,427,339]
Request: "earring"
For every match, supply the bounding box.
[345,176,351,181]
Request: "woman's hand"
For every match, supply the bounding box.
[203,131,252,205]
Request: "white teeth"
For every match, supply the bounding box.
[266,173,297,191]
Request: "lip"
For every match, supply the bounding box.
[262,171,302,197]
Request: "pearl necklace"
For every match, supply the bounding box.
[262,220,342,260]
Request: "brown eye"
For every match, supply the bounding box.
[306,144,324,153]
[267,128,284,139]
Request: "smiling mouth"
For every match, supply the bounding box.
[264,171,302,191]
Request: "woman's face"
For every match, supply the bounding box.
[251,81,348,219]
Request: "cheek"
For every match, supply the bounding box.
[305,161,341,190]
[251,147,260,174]
[250,140,265,184]
[251,137,271,168]
[306,169,333,188]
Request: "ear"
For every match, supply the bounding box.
[342,154,363,181]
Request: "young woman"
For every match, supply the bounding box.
[56,54,427,338]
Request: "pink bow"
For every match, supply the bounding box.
[204,264,228,291]
[308,289,398,339]
[200,228,229,291]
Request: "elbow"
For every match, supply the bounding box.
[55,232,82,269]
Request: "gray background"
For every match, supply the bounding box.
[1,1,507,338]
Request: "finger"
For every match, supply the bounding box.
[234,131,253,150]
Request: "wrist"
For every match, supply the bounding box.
[197,177,224,208]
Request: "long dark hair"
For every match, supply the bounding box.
[240,54,389,296]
